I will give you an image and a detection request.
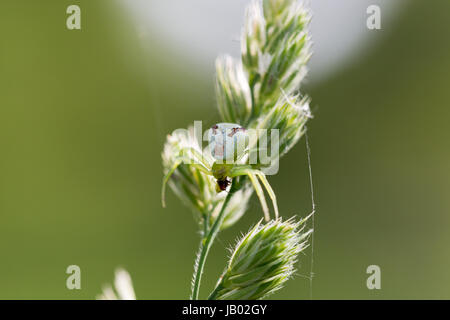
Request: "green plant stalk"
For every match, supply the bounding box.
[191,181,237,300]
[207,282,223,300]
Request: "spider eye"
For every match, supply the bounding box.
[209,123,248,162]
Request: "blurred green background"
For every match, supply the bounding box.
[0,0,449,299]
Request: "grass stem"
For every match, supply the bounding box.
[191,181,236,300]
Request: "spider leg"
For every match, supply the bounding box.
[253,170,279,220]
[247,171,271,222]
[182,147,212,169]
[230,165,278,221]
[162,147,213,208]
[161,159,182,208]
[191,163,213,176]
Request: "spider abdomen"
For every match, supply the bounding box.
[209,123,247,162]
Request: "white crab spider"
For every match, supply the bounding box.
[162,123,278,221]
[209,122,248,162]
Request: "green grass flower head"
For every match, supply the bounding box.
[209,217,312,300]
